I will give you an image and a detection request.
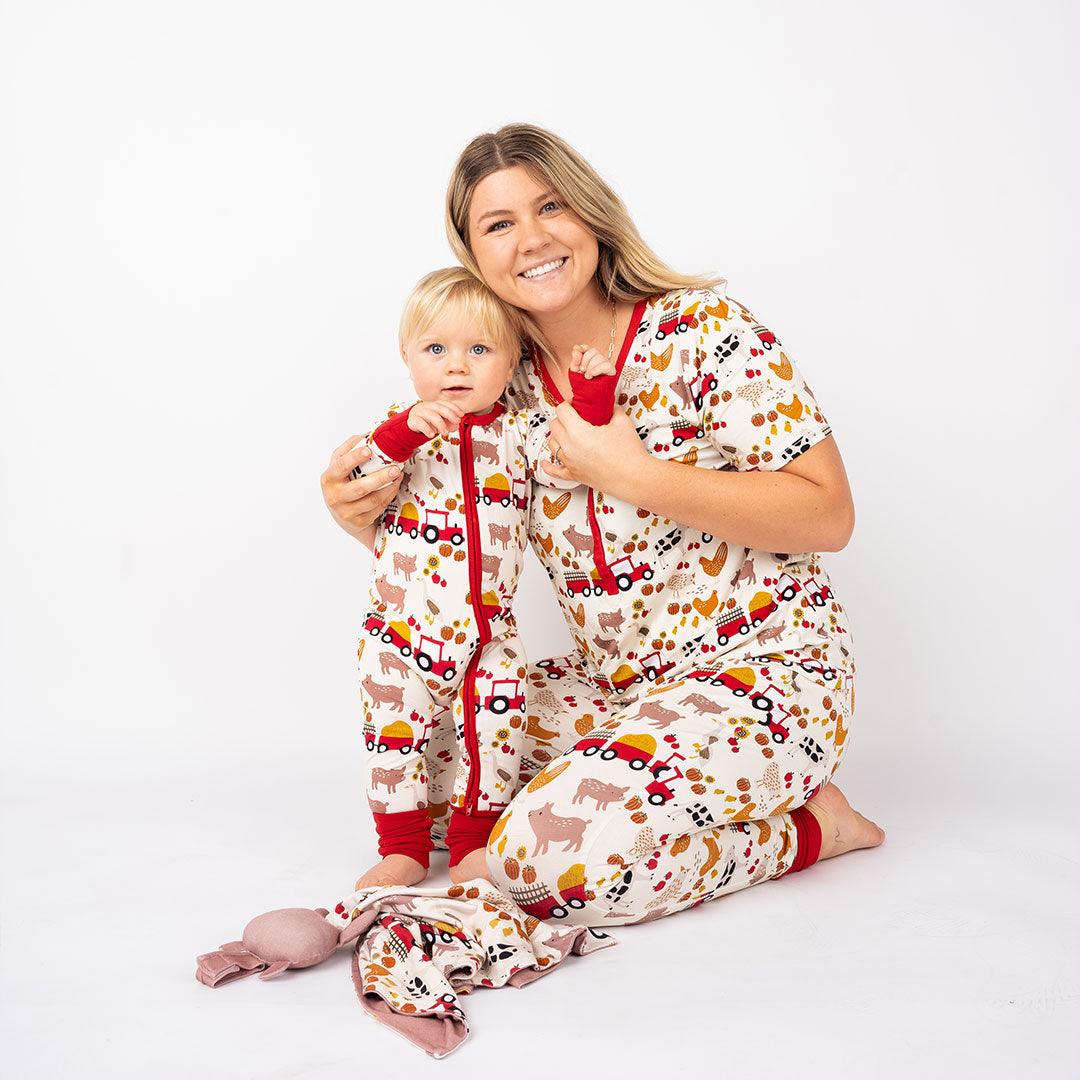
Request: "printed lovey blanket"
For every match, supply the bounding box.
[197,880,616,1058]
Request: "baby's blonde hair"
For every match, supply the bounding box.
[399,267,523,354]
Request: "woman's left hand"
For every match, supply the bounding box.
[542,403,649,492]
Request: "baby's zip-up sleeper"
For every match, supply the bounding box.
[357,376,613,867]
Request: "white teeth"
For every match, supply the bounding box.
[521,258,565,279]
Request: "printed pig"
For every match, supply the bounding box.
[528,803,591,855]
[572,778,629,811]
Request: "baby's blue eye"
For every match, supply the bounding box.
[470,344,488,355]
[429,344,444,355]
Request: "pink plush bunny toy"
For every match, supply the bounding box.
[196,906,374,987]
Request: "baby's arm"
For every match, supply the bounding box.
[350,401,463,480]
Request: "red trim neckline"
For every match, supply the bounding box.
[530,298,649,405]
[464,401,506,426]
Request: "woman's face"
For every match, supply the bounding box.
[467,166,600,318]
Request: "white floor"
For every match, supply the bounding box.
[3,755,1077,1080]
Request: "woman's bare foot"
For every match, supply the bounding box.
[353,854,427,892]
[804,784,885,862]
[448,847,493,885]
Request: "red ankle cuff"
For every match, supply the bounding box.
[447,808,501,867]
[373,809,433,869]
[782,804,822,876]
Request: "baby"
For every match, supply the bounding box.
[352,267,616,890]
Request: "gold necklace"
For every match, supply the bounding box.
[607,301,617,365]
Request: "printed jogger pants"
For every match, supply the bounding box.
[482,647,853,926]
[359,631,527,851]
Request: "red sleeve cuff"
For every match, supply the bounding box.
[568,370,617,426]
[371,406,433,462]
[373,809,434,869]
[446,808,502,867]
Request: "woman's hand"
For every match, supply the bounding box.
[353,854,428,892]
[542,403,648,490]
[320,435,403,550]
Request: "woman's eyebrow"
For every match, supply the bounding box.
[475,208,513,225]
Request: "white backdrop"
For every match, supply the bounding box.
[2,1,1077,1077]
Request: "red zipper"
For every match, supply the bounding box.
[457,408,500,813]
[587,489,617,594]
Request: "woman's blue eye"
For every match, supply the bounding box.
[487,220,509,233]
[542,201,559,213]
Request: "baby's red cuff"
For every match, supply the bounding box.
[446,808,502,867]
[568,370,617,426]
[373,809,434,869]
[370,407,432,462]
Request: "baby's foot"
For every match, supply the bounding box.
[448,847,493,885]
[353,854,427,892]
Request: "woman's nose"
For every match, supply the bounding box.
[517,217,550,254]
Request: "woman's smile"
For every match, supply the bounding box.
[519,257,568,280]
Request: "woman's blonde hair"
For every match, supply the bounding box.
[399,266,523,354]
[445,124,725,327]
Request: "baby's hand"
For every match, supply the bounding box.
[570,345,616,379]
[407,400,464,437]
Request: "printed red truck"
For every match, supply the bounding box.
[578,731,656,769]
[366,614,412,656]
[774,573,802,602]
[776,652,839,681]
[473,678,525,715]
[715,604,751,646]
[654,301,700,341]
[753,325,779,350]
[645,763,685,806]
[385,502,421,538]
[477,474,527,510]
[369,717,429,755]
[639,651,676,681]
[748,590,778,625]
[608,555,653,592]
[535,658,569,680]
[671,423,704,446]
[691,665,754,695]
[802,576,833,608]
[508,864,590,920]
[420,508,464,546]
[414,633,457,681]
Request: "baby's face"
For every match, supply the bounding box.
[402,307,517,415]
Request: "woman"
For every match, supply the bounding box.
[322,124,883,923]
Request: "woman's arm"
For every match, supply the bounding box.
[543,404,855,553]
[320,436,404,552]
